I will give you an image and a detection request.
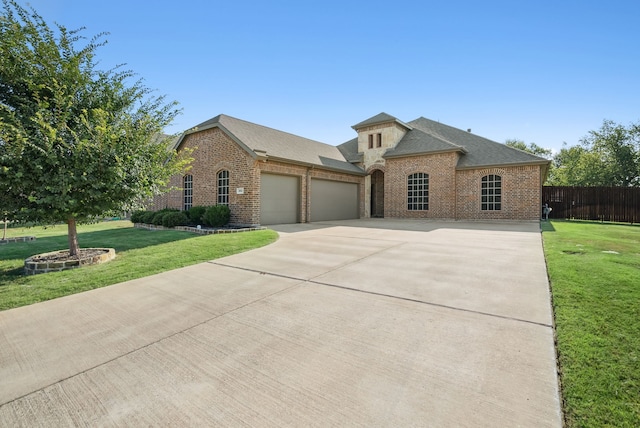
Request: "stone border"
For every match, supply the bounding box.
[134,223,266,235]
[1,236,36,245]
[24,248,116,275]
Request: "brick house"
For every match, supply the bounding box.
[151,113,549,225]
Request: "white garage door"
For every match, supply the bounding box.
[260,173,299,225]
[311,179,359,222]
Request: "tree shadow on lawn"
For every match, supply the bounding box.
[0,228,195,278]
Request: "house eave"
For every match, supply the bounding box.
[455,159,551,170]
[265,156,366,176]
[383,147,466,159]
[352,119,413,132]
[174,122,259,160]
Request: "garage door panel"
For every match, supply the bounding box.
[311,179,358,222]
[261,174,299,225]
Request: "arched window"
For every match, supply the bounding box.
[183,174,193,210]
[407,172,429,211]
[481,174,502,210]
[217,170,229,205]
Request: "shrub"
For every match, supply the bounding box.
[151,211,166,225]
[187,205,207,224]
[202,205,230,227]
[150,209,177,225]
[141,211,157,224]
[130,210,147,223]
[162,211,189,228]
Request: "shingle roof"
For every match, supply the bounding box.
[177,114,364,174]
[351,112,412,130]
[179,113,548,174]
[337,116,549,169]
[406,117,549,168]
[384,127,465,158]
[337,137,362,163]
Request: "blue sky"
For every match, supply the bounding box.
[22,0,640,152]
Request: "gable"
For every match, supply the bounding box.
[407,117,549,169]
[177,114,364,175]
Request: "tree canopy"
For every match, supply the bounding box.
[548,120,640,187]
[0,0,191,255]
[505,139,553,159]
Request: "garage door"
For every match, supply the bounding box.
[260,173,299,225]
[311,179,359,222]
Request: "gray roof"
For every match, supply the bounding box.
[177,114,364,174]
[337,138,363,163]
[406,117,549,168]
[178,113,548,174]
[351,112,412,131]
[338,115,550,169]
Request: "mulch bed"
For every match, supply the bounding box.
[29,248,110,263]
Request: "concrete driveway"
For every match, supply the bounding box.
[0,220,562,427]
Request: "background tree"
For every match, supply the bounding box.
[505,138,553,159]
[504,139,554,184]
[0,0,191,256]
[547,120,640,186]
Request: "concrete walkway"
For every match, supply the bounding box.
[0,220,562,427]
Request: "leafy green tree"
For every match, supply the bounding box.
[581,120,639,186]
[547,144,607,186]
[505,139,553,159]
[505,139,554,184]
[547,120,639,186]
[0,0,191,256]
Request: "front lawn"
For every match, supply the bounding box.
[542,220,640,427]
[0,220,278,311]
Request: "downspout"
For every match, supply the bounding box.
[306,167,312,223]
[454,170,458,221]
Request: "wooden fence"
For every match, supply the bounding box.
[542,186,640,224]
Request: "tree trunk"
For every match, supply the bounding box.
[2,217,6,240]
[67,216,80,257]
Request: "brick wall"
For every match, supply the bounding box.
[149,127,542,223]
[456,165,542,220]
[150,127,364,225]
[148,128,257,224]
[384,152,459,219]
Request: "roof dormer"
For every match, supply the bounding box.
[352,113,412,154]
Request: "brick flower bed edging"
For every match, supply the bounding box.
[0,236,36,245]
[24,248,116,275]
[134,223,266,235]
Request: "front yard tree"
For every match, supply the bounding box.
[0,0,191,256]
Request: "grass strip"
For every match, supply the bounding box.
[0,220,278,311]
[542,220,640,427]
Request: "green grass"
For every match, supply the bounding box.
[542,220,640,427]
[0,220,278,311]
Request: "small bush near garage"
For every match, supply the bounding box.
[203,205,230,227]
[130,210,148,223]
[141,211,157,224]
[187,206,207,224]
[151,209,178,226]
[161,211,189,228]
[151,211,166,225]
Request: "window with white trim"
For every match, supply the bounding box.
[481,174,502,210]
[183,174,193,211]
[217,170,229,205]
[407,172,429,211]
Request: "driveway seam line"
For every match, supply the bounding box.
[306,280,553,328]
[210,240,406,282]
[0,281,303,409]
[211,261,553,329]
